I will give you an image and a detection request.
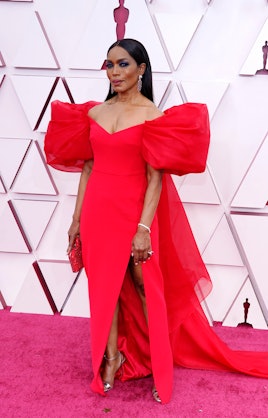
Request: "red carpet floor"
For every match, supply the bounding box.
[1,308,268,418]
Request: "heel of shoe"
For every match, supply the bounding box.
[102,351,125,392]
[152,387,162,403]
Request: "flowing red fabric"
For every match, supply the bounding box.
[44,101,268,405]
[44,100,98,171]
[143,104,210,176]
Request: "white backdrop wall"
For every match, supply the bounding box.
[0,0,268,329]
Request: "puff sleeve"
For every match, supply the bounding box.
[142,103,210,176]
[44,100,99,172]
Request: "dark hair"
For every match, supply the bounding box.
[105,38,154,102]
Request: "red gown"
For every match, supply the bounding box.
[44,100,268,404]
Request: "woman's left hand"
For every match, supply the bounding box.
[131,230,152,265]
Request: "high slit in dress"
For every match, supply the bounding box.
[44,100,268,404]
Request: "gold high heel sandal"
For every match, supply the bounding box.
[103,351,126,392]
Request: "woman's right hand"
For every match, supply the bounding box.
[67,219,80,254]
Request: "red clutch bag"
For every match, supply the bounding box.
[68,235,83,272]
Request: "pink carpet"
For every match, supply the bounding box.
[1,308,268,418]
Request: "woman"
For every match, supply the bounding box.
[44,39,268,405]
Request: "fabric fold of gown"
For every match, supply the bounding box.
[44,101,268,405]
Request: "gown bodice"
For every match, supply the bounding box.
[89,118,146,176]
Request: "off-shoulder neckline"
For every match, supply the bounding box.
[87,103,166,135]
[88,115,145,135]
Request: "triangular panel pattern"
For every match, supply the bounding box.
[12,200,58,250]
[11,141,57,195]
[0,289,7,309]
[70,0,170,72]
[202,214,244,266]
[171,174,185,192]
[153,79,171,107]
[180,81,229,120]
[0,77,33,137]
[161,84,183,110]
[0,51,5,67]
[0,138,30,190]
[205,265,248,322]
[154,11,203,70]
[11,264,54,315]
[38,78,72,132]
[183,203,224,254]
[65,77,109,103]
[0,202,30,253]
[0,176,6,193]
[200,301,213,326]
[0,75,5,87]
[178,169,221,205]
[0,253,35,306]
[46,168,80,196]
[38,260,77,312]
[231,134,268,208]
[11,75,57,130]
[223,279,267,330]
[37,196,77,260]
[208,77,268,205]
[13,11,59,69]
[231,213,268,313]
[61,269,90,318]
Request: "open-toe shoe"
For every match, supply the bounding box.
[102,351,126,392]
[152,387,162,403]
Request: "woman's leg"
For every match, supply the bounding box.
[105,302,119,358]
[102,261,147,389]
[101,261,152,393]
[128,259,161,402]
[102,302,125,390]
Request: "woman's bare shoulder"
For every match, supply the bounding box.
[88,102,106,118]
[143,100,163,121]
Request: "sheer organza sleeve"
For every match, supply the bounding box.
[142,103,210,176]
[44,100,99,172]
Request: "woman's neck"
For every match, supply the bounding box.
[113,91,142,104]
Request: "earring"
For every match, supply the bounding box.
[110,84,114,94]
[137,75,142,92]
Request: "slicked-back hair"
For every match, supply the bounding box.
[105,38,154,102]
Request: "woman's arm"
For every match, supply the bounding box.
[67,159,93,253]
[131,164,162,265]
